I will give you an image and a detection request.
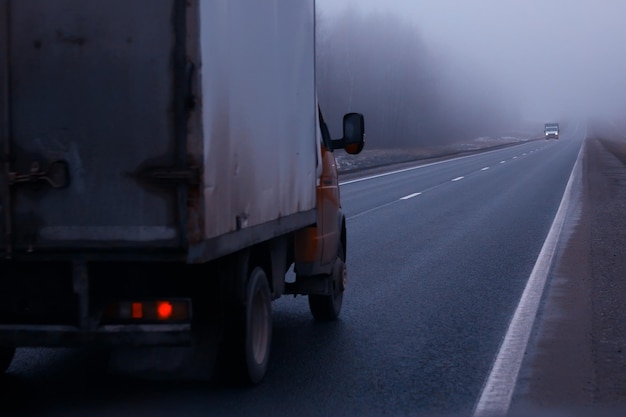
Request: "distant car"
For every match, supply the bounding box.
[544,123,559,139]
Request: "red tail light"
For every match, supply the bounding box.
[103,299,191,323]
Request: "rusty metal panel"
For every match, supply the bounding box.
[2,0,319,259]
[196,0,318,241]
[6,0,184,251]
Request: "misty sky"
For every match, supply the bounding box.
[318,0,626,122]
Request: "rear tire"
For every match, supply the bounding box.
[215,257,272,385]
[0,346,15,374]
[308,243,345,321]
[243,267,272,384]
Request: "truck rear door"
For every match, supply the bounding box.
[0,0,188,255]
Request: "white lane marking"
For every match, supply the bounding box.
[500,161,506,164]
[340,160,448,186]
[339,143,534,186]
[481,167,490,171]
[473,140,585,417]
[451,176,464,182]
[513,156,518,159]
[400,192,422,200]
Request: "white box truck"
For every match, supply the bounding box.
[0,0,364,384]
[544,123,559,139]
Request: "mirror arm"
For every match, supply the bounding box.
[331,138,346,150]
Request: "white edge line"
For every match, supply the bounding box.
[472,140,585,417]
[400,192,422,200]
[339,143,532,186]
[339,159,452,185]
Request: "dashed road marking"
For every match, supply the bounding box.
[400,192,422,200]
[340,142,534,186]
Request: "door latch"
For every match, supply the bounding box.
[7,160,70,188]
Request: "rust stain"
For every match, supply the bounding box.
[186,154,204,245]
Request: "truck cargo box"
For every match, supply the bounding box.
[0,0,319,262]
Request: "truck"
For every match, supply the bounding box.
[544,123,559,139]
[0,0,364,384]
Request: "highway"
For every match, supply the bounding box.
[3,127,585,416]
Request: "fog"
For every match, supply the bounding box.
[316,0,626,148]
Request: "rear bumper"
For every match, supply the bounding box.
[0,324,192,347]
[0,260,205,347]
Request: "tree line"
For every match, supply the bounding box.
[316,9,521,149]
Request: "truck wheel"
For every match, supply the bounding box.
[0,346,15,373]
[215,260,272,385]
[242,267,272,384]
[308,244,345,321]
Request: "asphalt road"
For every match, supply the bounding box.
[2,127,585,417]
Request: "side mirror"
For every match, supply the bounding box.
[332,112,365,154]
